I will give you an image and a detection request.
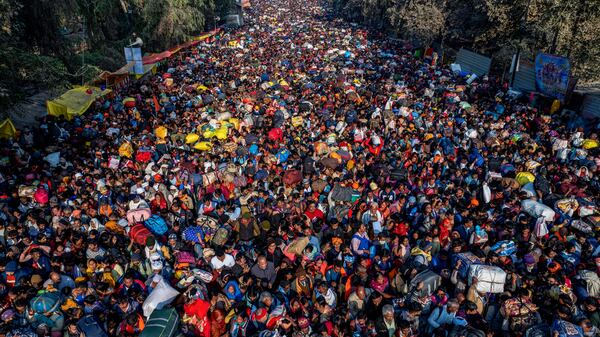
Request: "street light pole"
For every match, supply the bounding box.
[510,0,532,88]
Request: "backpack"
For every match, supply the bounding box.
[222,142,237,153]
[105,220,125,235]
[576,270,600,298]
[450,326,485,337]
[176,251,196,265]
[145,215,169,236]
[233,175,248,188]
[130,223,153,246]
[212,227,230,247]
[33,186,49,205]
[140,308,179,337]
[490,240,516,257]
[135,151,152,163]
[283,170,302,186]
[99,203,113,217]
[109,156,120,169]
[183,226,204,243]
[127,208,152,224]
[390,168,407,181]
[30,292,60,314]
[78,315,109,337]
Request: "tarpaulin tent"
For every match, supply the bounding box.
[143,51,174,65]
[91,70,130,89]
[0,119,17,139]
[142,29,220,65]
[47,86,112,120]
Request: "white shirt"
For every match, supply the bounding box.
[210,254,235,270]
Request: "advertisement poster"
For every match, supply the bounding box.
[535,53,570,101]
[124,47,144,75]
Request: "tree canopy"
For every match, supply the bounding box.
[330,0,600,82]
[0,0,235,114]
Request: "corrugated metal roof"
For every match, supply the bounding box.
[575,82,600,94]
[581,94,600,119]
[512,58,536,92]
[455,48,492,77]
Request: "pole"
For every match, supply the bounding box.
[82,17,86,86]
[550,28,559,54]
[510,49,519,88]
[510,0,532,89]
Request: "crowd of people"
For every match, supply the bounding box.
[0,0,599,336]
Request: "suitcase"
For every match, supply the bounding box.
[140,308,179,337]
[77,315,109,337]
[490,240,516,257]
[145,215,169,236]
[130,223,153,246]
[469,265,506,293]
[453,252,483,279]
[127,208,152,225]
[409,270,441,297]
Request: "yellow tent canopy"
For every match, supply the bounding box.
[47,86,111,120]
[0,119,17,139]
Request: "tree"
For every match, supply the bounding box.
[139,0,214,50]
[387,0,446,45]
[18,0,67,54]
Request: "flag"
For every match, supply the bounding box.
[153,95,161,113]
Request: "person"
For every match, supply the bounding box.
[210,248,235,271]
[129,33,143,47]
[352,224,371,257]
[348,286,369,319]
[466,279,485,315]
[0,0,599,336]
[375,304,398,337]
[426,299,467,335]
[251,256,277,289]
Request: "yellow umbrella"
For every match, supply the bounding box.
[583,139,599,150]
[214,127,228,140]
[516,172,535,186]
[228,118,240,130]
[154,126,168,139]
[203,129,215,139]
[185,133,199,144]
[118,142,133,158]
[194,142,212,151]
